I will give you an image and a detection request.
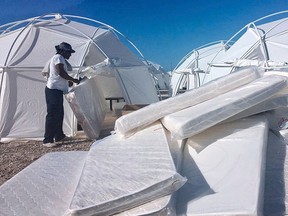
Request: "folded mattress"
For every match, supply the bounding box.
[176,115,268,215]
[65,122,186,216]
[66,77,107,139]
[115,67,261,137]
[161,75,287,140]
[0,151,88,216]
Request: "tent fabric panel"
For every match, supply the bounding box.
[7,27,88,67]
[94,72,123,98]
[265,40,288,62]
[82,43,107,66]
[258,17,288,38]
[36,18,109,40]
[219,28,261,62]
[0,69,75,140]
[202,66,233,85]
[176,42,227,72]
[0,28,31,66]
[94,31,144,67]
[116,66,159,104]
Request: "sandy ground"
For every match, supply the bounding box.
[0,112,118,186]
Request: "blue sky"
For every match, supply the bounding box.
[0,0,287,71]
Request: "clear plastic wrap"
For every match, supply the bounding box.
[115,67,262,137]
[176,115,268,215]
[65,123,186,216]
[161,75,287,140]
[65,77,107,139]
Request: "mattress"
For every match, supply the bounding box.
[65,122,186,216]
[65,77,107,139]
[161,75,287,140]
[115,128,186,216]
[224,89,288,124]
[115,67,261,137]
[0,151,88,216]
[176,115,268,215]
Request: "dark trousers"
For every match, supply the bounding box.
[43,87,65,143]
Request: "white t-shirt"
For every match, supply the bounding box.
[46,54,69,93]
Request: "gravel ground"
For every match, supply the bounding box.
[0,137,92,186]
[0,112,118,186]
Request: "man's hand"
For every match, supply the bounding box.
[73,78,80,85]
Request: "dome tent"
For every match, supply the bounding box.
[209,10,288,77]
[170,40,231,96]
[0,13,159,141]
[171,10,288,96]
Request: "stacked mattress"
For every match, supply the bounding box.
[2,67,288,215]
[176,115,268,215]
[0,124,186,216]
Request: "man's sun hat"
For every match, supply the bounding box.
[56,42,75,53]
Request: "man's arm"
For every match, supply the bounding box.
[55,63,80,84]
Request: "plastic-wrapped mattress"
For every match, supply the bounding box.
[114,128,186,216]
[161,75,287,140]
[66,77,107,139]
[176,115,268,215]
[64,122,186,216]
[115,67,261,137]
[0,152,88,216]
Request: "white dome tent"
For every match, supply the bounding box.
[209,10,288,76]
[142,60,171,99]
[171,11,288,96]
[170,40,231,96]
[0,13,159,141]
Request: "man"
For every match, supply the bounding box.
[43,42,80,147]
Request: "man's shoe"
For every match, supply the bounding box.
[56,136,73,143]
[43,142,58,148]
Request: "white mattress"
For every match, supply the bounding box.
[114,128,186,216]
[66,77,107,139]
[0,151,88,216]
[176,115,268,215]
[65,122,186,216]
[224,91,288,124]
[115,67,261,137]
[161,75,287,140]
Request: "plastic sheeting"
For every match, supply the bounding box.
[0,152,88,216]
[176,115,268,215]
[161,75,287,140]
[66,76,107,140]
[65,122,186,216]
[115,67,262,137]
